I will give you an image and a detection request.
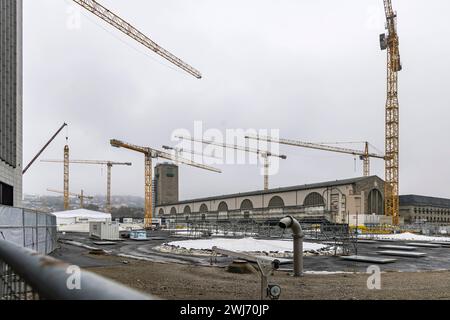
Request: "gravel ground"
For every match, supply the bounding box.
[86,255,450,300]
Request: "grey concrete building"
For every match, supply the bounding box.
[154,163,179,206]
[0,0,23,206]
[400,195,450,224]
[155,175,386,225]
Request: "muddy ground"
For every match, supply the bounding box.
[86,255,450,300]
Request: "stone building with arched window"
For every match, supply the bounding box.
[155,176,393,225]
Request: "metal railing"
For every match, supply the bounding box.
[0,239,156,300]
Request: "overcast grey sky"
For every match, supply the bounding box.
[22,0,450,200]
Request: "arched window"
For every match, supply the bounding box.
[199,204,208,213]
[170,207,177,215]
[368,189,383,215]
[240,199,254,210]
[183,206,191,214]
[268,196,285,208]
[304,192,325,206]
[158,208,164,216]
[218,201,228,212]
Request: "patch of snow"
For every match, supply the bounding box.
[359,232,450,242]
[304,271,355,275]
[165,237,328,253]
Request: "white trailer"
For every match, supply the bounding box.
[89,221,120,240]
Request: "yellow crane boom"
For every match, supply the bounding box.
[72,0,202,79]
[176,136,287,191]
[110,139,221,229]
[380,0,401,225]
[41,159,132,213]
[245,135,386,177]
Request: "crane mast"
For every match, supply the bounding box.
[71,0,202,79]
[380,0,401,225]
[63,145,70,211]
[110,139,221,229]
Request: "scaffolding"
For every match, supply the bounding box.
[173,218,357,256]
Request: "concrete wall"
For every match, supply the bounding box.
[0,0,23,207]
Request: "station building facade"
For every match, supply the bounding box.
[155,176,386,225]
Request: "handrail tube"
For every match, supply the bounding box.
[0,239,156,300]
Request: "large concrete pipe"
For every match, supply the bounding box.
[279,215,304,276]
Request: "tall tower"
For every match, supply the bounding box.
[0,0,23,207]
[380,0,401,225]
[63,144,69,210]
[154,163,179,206]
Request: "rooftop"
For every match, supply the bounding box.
[157,175,382,207]
[400,195,450,208]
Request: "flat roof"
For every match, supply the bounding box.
[400,194,450,208]
[157,176,381,207]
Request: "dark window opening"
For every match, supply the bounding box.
[0,182,14,206]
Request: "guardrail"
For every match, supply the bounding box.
[0,239,156,300]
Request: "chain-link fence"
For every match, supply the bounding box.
[0,205,57,255]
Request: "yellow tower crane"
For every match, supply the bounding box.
[380,0,402,225]
[176,136,287,191]
[64,144,70,211]
[41,160,132,213]
[245,135,386,177]
[110,139,221,229]
[71,0,201,78]
[47,188,94,209]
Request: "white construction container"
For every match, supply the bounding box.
[89,221,120,240]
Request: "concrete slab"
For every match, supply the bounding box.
[378,245,418,251]
[430,241,450,246]
[406,243,441,248]
[340,255,397,264]
[92,241,118,245]
[376,250,427,257]
[354,240,377,244]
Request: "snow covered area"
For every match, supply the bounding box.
[170,230,258,238]
[164,237,330,255]
[359,232,450,242]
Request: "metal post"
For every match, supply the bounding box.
[293,234,303,277]
[279,215,304,277]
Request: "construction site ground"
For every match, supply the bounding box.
[51,231,450,300]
